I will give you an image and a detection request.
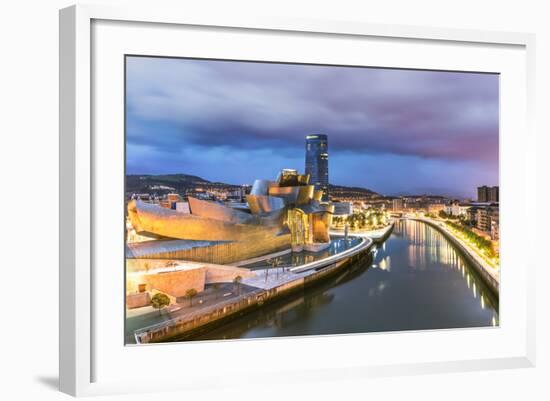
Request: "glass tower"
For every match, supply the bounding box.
[305,134,329,201]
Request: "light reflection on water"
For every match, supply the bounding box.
[183,219,499,341]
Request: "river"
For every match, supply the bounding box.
[191,219,499,341]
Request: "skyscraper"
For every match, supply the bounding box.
[488,186,499,203]
[305,134,329,201]
[477,185,489,202]
[477,185,499,203]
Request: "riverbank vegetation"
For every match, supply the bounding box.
[444,220,499,265]
[332,208,389,231]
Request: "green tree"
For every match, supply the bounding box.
[233,275,243,295]
[359,212,366,228]
[367,214,374,228]
[150,293,170,315]
[185,288,198,307]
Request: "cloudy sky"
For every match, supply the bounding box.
[125,56,499,198]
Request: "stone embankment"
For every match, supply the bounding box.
[412,218,499,296]
[134,236,375,343]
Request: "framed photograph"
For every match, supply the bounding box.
[60,4,536,396]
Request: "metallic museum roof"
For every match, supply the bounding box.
[127,168,334,252]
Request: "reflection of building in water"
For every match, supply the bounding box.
[397,219,464,271]
[392,220,499,323]
[378,256,391,271]
[392,198,404,212]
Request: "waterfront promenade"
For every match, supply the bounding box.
[132,235,374,343]
[330,221,395,244]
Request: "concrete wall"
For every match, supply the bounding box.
[127,259,255,301]
[204,265,254,283]
[371,223,394,244]
[134,251,371,344]
[130,233,291,265]
[126,292,151,309]
[143,268,205,298]
[413,218,499,296]
[126,258,180,273]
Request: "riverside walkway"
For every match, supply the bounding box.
[329,221,394,244]
[133,235,374,343]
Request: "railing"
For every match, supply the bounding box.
[289,236,372,273]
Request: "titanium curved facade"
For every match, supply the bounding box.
[305,134,329,201]
[127,199,283,242]
[127,168,335,260]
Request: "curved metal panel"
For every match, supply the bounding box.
[313,190,323,201]
[188,197,253,224]
[246,194,285,214]
[268,186,300,204]
[250,179,273,196]
[128,200,281,241]
[296,185,315,204]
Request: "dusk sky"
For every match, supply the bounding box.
[126,56,499,198]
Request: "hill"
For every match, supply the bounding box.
[126,173,380,199]
[125,174,241,195]
[328,183,379,199]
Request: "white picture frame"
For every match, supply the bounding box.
[59,4,536,397]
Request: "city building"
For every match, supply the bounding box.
[444,201,470,217]
[467,206,480,224]
[476,207,492,231]
[127,169,335,262]
[488,186,499,203]
[491,211,500,241]
[305,134,329,201]
[175,201,190,214]
[458,203,472,216]
[477,186,489,202]
[158,193,182,209]
[130,193,152,201]
[478,185,499,203]
[427,203,445,214]
[392,198,404,211]
[332,201,353,216]
[476,206,499,234]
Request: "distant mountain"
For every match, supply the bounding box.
[126,173,380,199]
[125,173,241,195]
[391,189,469,200]
[328,184,380,199]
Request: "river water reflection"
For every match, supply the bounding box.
[192,219,499,341]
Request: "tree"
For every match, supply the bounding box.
[185,288,198,307]
[150,293,170,315]
[358,212,366,228]
[367,214,374,228]
[233,275,243,295]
